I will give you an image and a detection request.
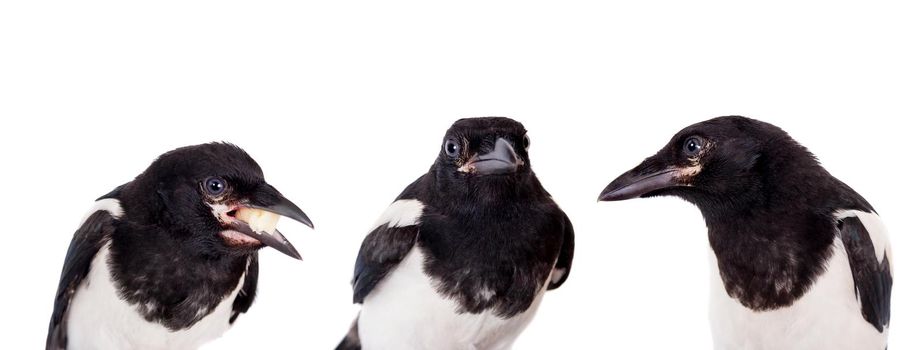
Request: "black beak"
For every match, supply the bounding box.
[232,184,313,260]
[598,159,685,202]
[251,195,314,229]
[466,138,522,175]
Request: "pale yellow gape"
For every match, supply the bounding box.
[235,207,281,234]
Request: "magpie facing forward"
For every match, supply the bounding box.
[46,143,314,350]
[336,117,575,350]
[599,116,892,349]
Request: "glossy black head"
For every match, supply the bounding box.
[599,116,822,209]
[436,117,531,175]
[122,142,313,260]
[431,117,536,198]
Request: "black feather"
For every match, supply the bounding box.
[231,252,259,324]
[46,143,300,348]
[46,210,118,350]
[348,117,573,317]
[838,216,892,331]
[608,116,891,330]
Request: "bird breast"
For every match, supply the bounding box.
[65,244,247,350]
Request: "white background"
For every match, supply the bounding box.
[1,1,920,349]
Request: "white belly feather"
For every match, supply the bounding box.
[357,199,552,350]
[709,210,890,350]
[65,244,246,350]
[358,247,548,350]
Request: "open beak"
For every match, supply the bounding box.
[460,138,523,175]
[228,184,313,260]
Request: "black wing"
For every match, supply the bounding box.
[351,221,419,303]
[838,214,892,332]
[230,252,259,324]
[352,176,428,304]
[548,211,575,290]
[46,211,117,350]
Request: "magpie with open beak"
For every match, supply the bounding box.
[336,117,574,350]
[46,142,313,350]
[599,116,892,349]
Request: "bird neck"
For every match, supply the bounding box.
[694,150,848,311]
[703,207,837,311]
[434,171,545,206]
[106,222,251,329]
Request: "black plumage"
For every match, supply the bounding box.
[599,116,892,347]
[47,142,313,350]
[338,117,574,350]
[48,210,117,349]
[839,216,892,331]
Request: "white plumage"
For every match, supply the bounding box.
[356,199,550,350]
[709,210,890,350]
[64,200,247,350]
[359,247,549,350]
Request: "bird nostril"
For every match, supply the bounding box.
[226,210,237,218]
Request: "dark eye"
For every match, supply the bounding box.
[204,177,227,196]
[444,140,460,157]
[684,137,703,156]
[522,135,531,150]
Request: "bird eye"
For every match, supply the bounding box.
[204,177,228,196]
[684,137,703,156]
[522,135,531,150]
[444,140,460,158]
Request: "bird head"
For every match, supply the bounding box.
[125,143,313,260]
[598,116,816,208]
[435,117,532,179]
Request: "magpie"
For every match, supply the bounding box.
[335,117,575,350]
[598,116,892,349]
[46,142,314,350]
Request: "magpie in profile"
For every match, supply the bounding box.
[336,117,574,350]
[599,116,892,349]
[46,142,314,350]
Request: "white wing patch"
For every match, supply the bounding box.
[834,209,893,266]
[79,198,124,224]
[373,199,425,229]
